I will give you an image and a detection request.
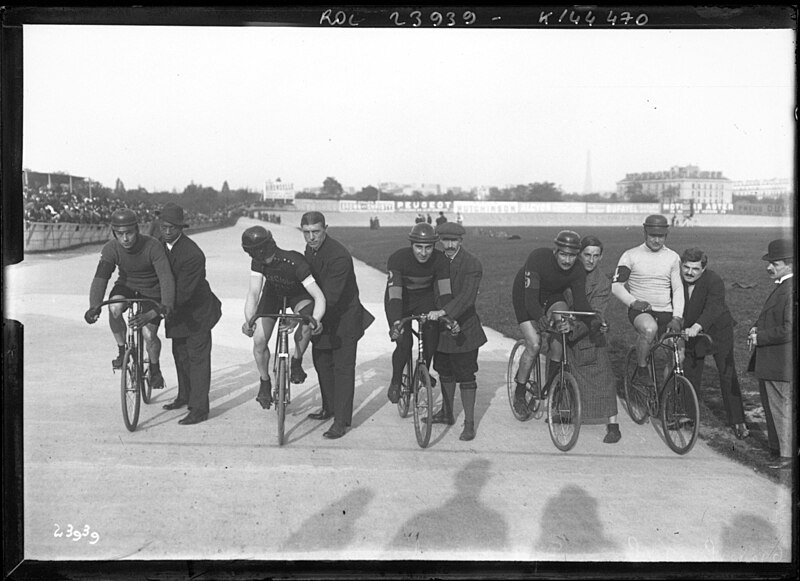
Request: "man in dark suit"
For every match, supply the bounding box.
[157,203,222,425]
[748,238,794,470]
[680,248,749,440]
[300,212,374,440]
[429,222,488,441]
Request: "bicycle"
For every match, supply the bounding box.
[393,313,459,448]
[93,297,166,432]
[507,310,597,452]
[622,331,711,455]
[248,298,317,446]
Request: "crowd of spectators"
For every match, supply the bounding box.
[23,186,237,229]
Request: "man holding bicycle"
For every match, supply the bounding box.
[510,230,592,417]
[612,214,685,387]
[240,225,325,410]
[84,208,175,390]
[385,223,453,404]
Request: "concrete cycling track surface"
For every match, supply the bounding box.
[4,218,794,566]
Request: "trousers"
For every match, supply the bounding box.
[171,330,212,415]
[312,339,358,430]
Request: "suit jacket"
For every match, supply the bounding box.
[164,234,222,339]
[682,269,735,357]
[439,247,487,353]
[305,235,374,350]
[753,276,794,382]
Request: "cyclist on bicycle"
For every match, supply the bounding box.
[611,214,685,387]
[240,225,325,409]
[83,208,175,390]
[384,223,453,404]
[510,230,592,416]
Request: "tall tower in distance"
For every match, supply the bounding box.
[583,150,593,194]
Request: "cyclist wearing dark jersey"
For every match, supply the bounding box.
[384,223,453,403]
[241,226,325,409]
[84,208,175,390]
[510,230,591,416]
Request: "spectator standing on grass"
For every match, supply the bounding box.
[510,230,592,417]
[428,222,487,441]
[435,211,447,226]
[612,215,684,388]
[679,248,749,440]
[300,212,375,440]
[563,236,621,443]
[748,239,794,470]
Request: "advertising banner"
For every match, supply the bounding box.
[338,200,396,212]
[518,202,586,213]
[454,201,519,214]
[395,200,453,212]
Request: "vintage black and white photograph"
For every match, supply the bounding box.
[2,5,796,578]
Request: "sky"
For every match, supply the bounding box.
[21,23,796,194]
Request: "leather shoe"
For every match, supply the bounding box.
[308,409,333,421]
[323,426,346,439]
[178,412,208,425]
[163,399,187,410]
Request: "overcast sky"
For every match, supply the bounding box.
[22,24,795,194]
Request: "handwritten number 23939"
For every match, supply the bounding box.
[54,523,100,544]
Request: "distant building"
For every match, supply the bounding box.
[616,165,733,214]
[263,178,295,204]
[731,178,792,200]
[400,183,441,197]
[23,169,90,196]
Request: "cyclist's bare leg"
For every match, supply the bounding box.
[545,301,568,366]
[108,297,127,348]
[141,323,161,364]
[633,312,658,366]
[291,299,314,363]
[516,320,541,385]
[253,317,277,380]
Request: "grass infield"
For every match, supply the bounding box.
[329,224,792,485]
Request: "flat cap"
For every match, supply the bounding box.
[436,222,466,239]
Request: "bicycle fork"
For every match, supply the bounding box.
[273,327,291,405]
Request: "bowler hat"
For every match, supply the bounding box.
[160,203,188,227]
[762,238,794,261]
[436,222,466,239]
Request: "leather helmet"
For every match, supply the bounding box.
[241,225,277,255]
[553,230,581,251]
[643,214,669,234]
[408,222,439,244]
[110,208,138,228]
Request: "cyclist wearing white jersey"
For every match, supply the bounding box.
[612,214,684,387]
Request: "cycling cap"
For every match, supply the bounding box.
[110,208,138,228]
[408,222,439,244]
[437,222,466,239]
[643,214,669,234]
[241,225,277,255]
[553,230,581,250]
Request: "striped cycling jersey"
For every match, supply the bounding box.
[612,242,684,316]
[384,247,452,324]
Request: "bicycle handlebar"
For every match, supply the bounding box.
[550,310,600,318]
[395,313,458,330]
[94,297,167,313]
[248,312,318,328]
[659,331,714,349]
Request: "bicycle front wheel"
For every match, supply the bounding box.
[412,363,433,448]
[623,346,649,424]
[507,339,541,421]
[276,357,288,446]
[661,374,700,455]
[120,347,141,432]
[547,371,582,452]
[397,358,412,418]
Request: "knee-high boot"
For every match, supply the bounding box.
[432,376,456,424]
[459,381,477,441]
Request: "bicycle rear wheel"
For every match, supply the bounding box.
[397,358,412,418]
[547,371,582,452]
[141,357,153,404]
[120,347,141,431]
[276,357,288,446]
[623,346,649,424]
[507,340,541,421]
[661,374,700,455]
[412,363,433,448]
